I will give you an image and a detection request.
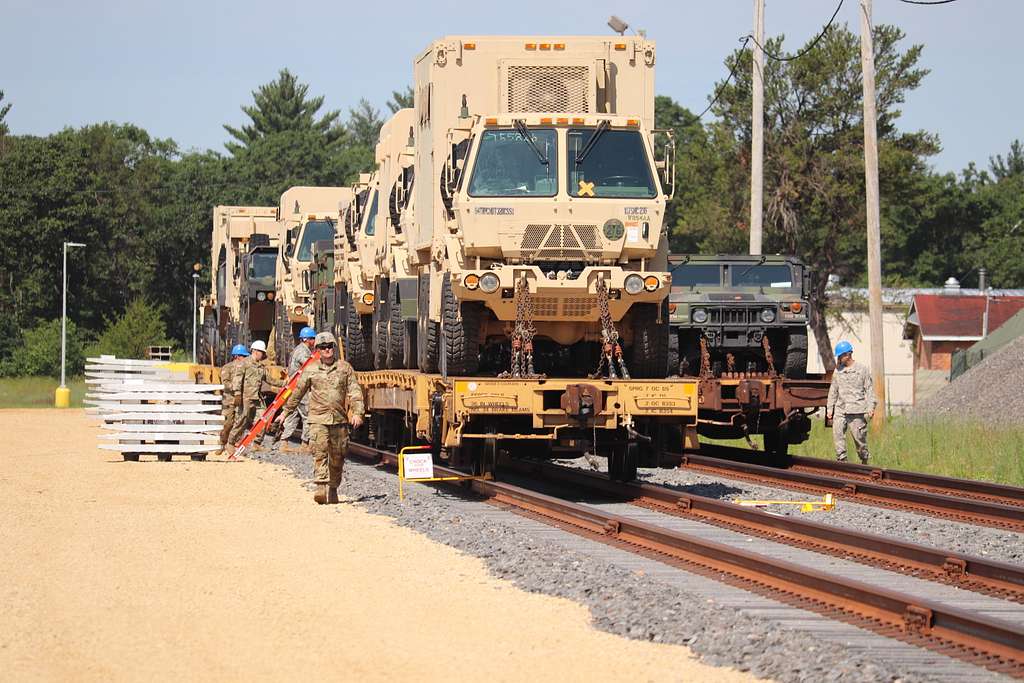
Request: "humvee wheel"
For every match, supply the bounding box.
[440,273,482,376]
[783,331,808,379]
[345,295,374,370]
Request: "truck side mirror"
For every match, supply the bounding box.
[652,129,676,200]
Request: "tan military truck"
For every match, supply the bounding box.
[274,186,353,365]
[410,36,675,377]
[333,175,379,369]
[370,108,419,370]
[200,205,282,364]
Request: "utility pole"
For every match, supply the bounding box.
[859,0,887,428]
[57,241,86,408]
[749,0,765,255]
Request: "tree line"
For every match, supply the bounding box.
[0,24,1021,375]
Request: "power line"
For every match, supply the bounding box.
[745,0,846,62]
[898,0,958,5]
[698,37,752,119]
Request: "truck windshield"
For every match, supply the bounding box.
[567,128,656,198]
[672,264,722,287]
[250,251,276,287]
[731,264,794,288]
[362,189,378,236]
[467,128,557,197]
[297,220,335,262]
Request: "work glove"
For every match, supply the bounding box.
[824,414,833,428]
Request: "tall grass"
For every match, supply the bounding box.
[0,377,87,408]
[784,418,1024,486]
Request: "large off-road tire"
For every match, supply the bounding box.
[440,273,482,376]
[783,331,808,379]
[274,301,294,366]
[372,280,389,369]
[345,296,373,370]
[417,274,439,373]
[386,281,411,369]
[628,301,670,379]
[667,331,681,377]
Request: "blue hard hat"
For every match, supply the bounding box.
[834,340,853,359]
[298,326,317,340]
[231,343,250,357]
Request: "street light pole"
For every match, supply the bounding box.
[58,241,86,408]
[192,273,200,364]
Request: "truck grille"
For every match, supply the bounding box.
[528,296,597,318]
[708,308,761,325]
[521,224,601,260]
[506,65,590,113]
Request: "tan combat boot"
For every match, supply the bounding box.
[313,485,329,505]
[327,487,339,504]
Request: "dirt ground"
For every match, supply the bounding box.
[0,409,759,682]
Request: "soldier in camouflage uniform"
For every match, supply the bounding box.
[826,340,876,464]
[278,326,317,449]
[218,344,250,452]
[276,331,364,504]
[227,339,285,447]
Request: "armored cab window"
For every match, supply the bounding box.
[731,264,794,288]
[467,128,558,198]
[567,128,656,199]
[672,264,722,287]
[296,220,335,262]
[363,189,379,236]
[249,251,276,288]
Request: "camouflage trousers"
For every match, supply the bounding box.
[219,403,237,447]
[227,400,259,446]
[833,413,869,463]
[309,423,349,487]
[279,397,309,443]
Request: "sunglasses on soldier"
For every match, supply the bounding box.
[317,343,336,350]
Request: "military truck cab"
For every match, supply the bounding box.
[669,254,811,379]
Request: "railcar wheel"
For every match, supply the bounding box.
[763,429,790,463]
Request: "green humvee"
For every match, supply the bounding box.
[668,254,811,378]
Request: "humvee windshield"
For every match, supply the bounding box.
[296,220,335,262]
[568,129,656,199]
[672,264,722,287]
[250,251,276,287]
[468,129,557,197]
[731,264,794,288]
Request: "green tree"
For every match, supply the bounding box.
[1,318,85,377]
[699,24,936,371]
[346,98,384,148]
[0,89,10,136]
[386,86,414,113]
[224,69,344,154]
[87,298,170,359]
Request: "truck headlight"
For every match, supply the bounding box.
[624,274,644,295]
[479,272,500,293]
[691,308,708,324]
[761,308,776,323]
[257,292,266,301]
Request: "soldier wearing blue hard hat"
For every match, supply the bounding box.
[216,343,251,454]
[826,341,876,463]
[277,326,318,450]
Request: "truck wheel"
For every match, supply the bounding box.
[417,274,439,373]
[345,296,373,370]
[440,273,482,376]
[628,301,669,379]
[274,301,294,366]
[667,331,681,377]
[372,280,389,369]
[386,281,405,369]
[783,331,808,379]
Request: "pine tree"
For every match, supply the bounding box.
[0,90,11,138]
[386,86,414,113]
[224,69,343,154]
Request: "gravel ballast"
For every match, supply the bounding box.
[915,333,1024,424]
[247,444,1006,682]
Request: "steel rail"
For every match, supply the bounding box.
[347,442,1024,675]
[676,451,1024,532]
[502,458,1024,603]
[700,444,1024,508]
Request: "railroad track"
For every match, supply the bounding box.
[677,445,1024,532]
[347,442,1024,677]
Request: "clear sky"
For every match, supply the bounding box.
[1,0,1019,173]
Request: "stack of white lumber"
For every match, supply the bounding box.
[85,356,224,462]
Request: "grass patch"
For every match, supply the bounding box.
[710,417,1024,487]
[0,376,87,408]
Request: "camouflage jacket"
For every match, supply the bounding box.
[219,358,245,407]
[827,362,876,415]
[232,356,284,403]
[282,358,364,426]
[288,342,313,375]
